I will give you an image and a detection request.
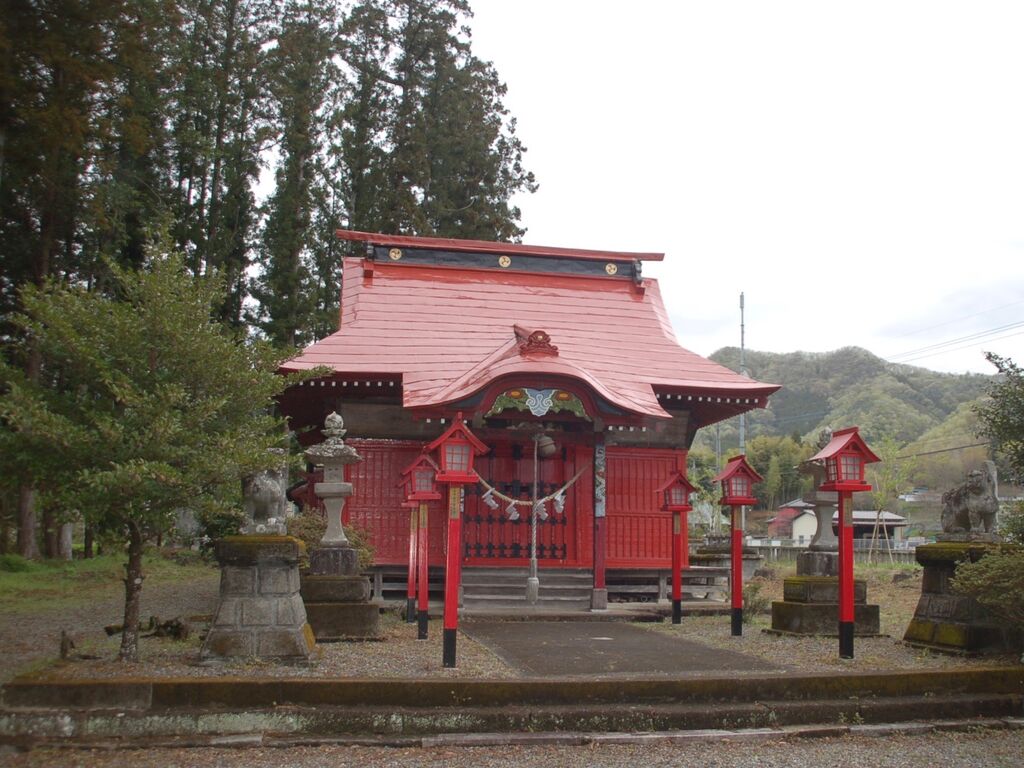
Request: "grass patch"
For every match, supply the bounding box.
[0,552,215,615]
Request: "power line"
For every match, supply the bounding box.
[896,442,990,460]
[890,329,1024,365]
[887,320,1024,362]
[887,298,1024,341]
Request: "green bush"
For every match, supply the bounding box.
[998,500,1024,545]
[285,513,375,571]
[743,577,770,621]
[196,506,245,553]
[952,544,1024,639]
[0,554,42,573]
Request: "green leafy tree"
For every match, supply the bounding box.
[0,247,303,661]
[975,353,1024,484]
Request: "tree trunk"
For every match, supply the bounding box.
[41,506,58,559]
[83,525,94,559]
[118,522,146,662]
[17,487,39,559]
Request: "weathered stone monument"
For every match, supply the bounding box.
[200,448,314,661]
[300,412,381,640]
[769,453,880,635]
[240,448,293,535]
[904,461,1016,653]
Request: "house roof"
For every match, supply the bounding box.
[281,231,780,422]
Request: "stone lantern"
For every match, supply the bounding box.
[299,411,381,640]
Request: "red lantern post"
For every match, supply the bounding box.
[712,455,762,636]
[807,427,879,658]
[426,414,488,668]
[657,471,696,625]
[399,453,441,638]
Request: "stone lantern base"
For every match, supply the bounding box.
[201,536,316,661]
[301,543,381,641]
[903,539,1020,654]
[768,551,880,636]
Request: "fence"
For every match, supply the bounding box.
[747,542,918,565]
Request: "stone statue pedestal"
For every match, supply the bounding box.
[903,539,1018,654]
[201,536,316,661]
[692,539,763,591]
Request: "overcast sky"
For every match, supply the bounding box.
[466,1,1024,375]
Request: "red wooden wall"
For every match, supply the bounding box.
[334,439,685,570]
[605,447,685,568]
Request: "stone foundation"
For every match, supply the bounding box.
[769,553,880,636]
[201,536,316,661]
[301,543,381,641]
[903,540,1019,654]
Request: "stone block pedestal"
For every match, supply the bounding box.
[769,550,880,636]
[771,576,880,635]
[301,543,381,641]
[201,536,316,661]
[903,540,1019,654]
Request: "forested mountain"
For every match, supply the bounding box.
[705,346,992,448]
[688,346,998,508]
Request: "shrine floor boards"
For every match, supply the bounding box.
[463,621,779,677]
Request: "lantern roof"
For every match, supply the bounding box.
[425,415,489,456]
[712,454,764,484]
[656,470,697,496]
[399,451,440,479]
[807,427,880,466]
[280,230,780,427]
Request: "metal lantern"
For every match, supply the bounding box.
[657,471,696,513]
[426,414,489,484]
[808,427,880,493]
[400,453,442,502]
[712,455,762,506]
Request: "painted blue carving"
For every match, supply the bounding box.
[524,388,556,417]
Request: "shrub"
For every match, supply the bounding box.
[285,513,375,571]
[952,544,1024,640]
[743,577,771,621]
[196,506,245,554]
[0,554,42,573]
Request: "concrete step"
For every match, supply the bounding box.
[461,583,591,598]
[2,687,1021,748]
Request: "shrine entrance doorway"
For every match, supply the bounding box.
[461,439,591,568]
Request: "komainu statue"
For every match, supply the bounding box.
[940,461,999,534]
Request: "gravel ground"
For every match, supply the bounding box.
[4,730,1024,768]
[4,563,1020,681]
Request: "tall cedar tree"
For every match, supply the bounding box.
[0,0,123,557]
[0,250,304,661]
[249,0,338,347]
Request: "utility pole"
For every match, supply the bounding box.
[738,292,747,453]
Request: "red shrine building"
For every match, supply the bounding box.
[278,230,779,609]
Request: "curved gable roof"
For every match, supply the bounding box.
[281,232,779,422]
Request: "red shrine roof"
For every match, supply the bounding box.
[281,231,779,422]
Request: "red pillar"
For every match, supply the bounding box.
[731,506,743,636]
[406,505,417,623]
[442,485,462,667]
[417,502,430,639]
[671,511,682,624]
[838,492,854,657]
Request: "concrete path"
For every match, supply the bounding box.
[463,620,780,676]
